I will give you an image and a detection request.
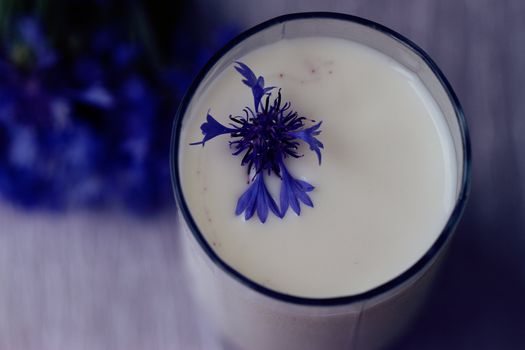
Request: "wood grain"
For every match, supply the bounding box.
[1,1,524,349]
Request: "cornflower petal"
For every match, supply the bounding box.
[289,121,324,164]
[235,173,280,223]
[234,61,274,111]
[190,112,236,145]
[279,160,314,217]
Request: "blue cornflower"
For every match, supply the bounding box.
[191,62,324,222]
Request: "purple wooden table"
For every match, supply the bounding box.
[1,1,524,349]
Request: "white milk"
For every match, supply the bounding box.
[179,37,456,299]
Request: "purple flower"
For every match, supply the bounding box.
[0,11,240,214]
[191,62,323,222]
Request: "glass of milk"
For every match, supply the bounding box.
[171,13,470,350]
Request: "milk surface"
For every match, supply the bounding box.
[179,37,456,298]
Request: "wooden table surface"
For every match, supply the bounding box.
[1,1,524,349]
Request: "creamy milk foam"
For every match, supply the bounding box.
[179,37,456,298]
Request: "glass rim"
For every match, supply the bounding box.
[170,12,472,307]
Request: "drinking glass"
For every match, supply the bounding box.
[170,12,471,350]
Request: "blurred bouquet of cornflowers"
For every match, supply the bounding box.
[0,0,236,213]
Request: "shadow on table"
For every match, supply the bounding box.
[391,205,525,350]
